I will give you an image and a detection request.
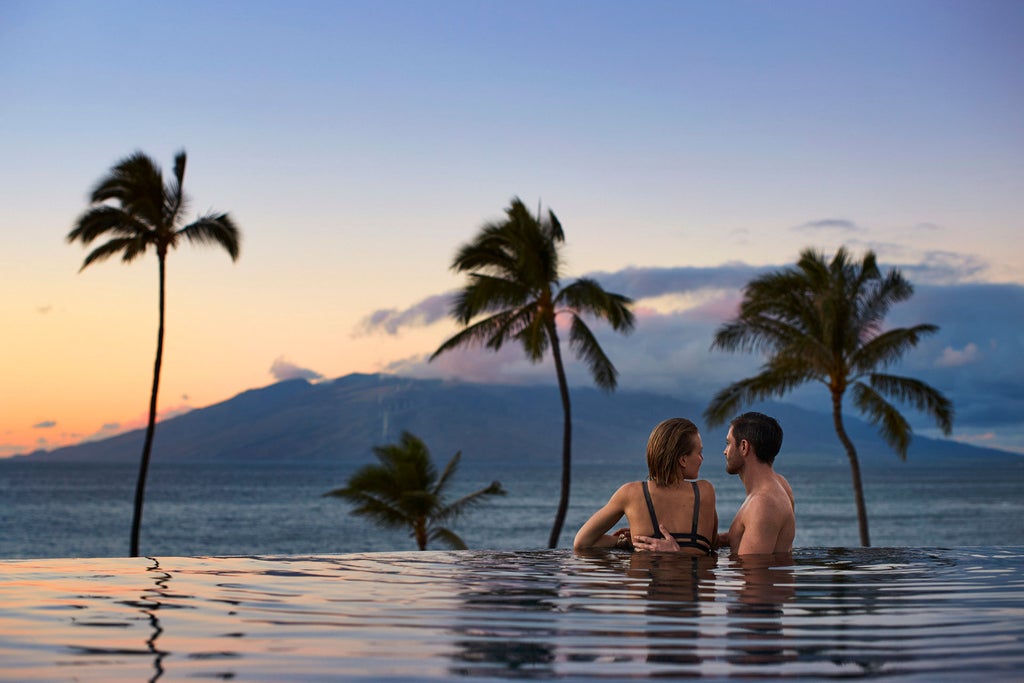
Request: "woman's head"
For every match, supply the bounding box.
[646,418,701,486]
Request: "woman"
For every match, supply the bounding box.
[573,417,717,554]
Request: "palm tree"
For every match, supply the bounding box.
[704,246,953,546]
[430,198,635,548]
[68,150,241,557]
[325,431,506,550]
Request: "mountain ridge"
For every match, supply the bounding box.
[16,372,1019,469]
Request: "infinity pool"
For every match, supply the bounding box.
[1,547,1021,681]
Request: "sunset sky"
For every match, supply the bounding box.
[2,0,1022,458]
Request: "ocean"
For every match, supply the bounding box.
[2,455,1022,559]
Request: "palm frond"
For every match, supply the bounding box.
[850,324,938,376]
[79,238,145,270]
[428,527,467,550]
[432,451,462,497]
[512,311,551,361]
[89,151,167,227]
[868,373,954,434]
[179,213,241,261]
[451,231,519,278]
[856,261,912,331]
[556,278,636,332]
[431,308,528,359]
[454,273,531,322]
[119,235,151,263]
[434,480,507,524]
[347,495,415,530]
[851,381,912,459]
[704,368,808,427]
[325,430,504,550]
[68,205,153,245]
[544,207,565,243]
[165,150,188,222]
[568,315,618,391]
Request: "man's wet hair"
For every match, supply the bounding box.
[730,412,783,465]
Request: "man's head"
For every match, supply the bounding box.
[647,417,701,486]
[727,412,783,468]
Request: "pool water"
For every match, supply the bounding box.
[1,547,1022,681]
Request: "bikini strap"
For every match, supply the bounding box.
[641,481,663,538]
[690,481,701,537]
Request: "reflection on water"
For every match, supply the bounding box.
[0,548,1021,680]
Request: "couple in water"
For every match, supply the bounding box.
[573,412,795,556]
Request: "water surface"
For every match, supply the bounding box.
[1,547,1022,681]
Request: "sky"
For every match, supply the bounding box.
[2,0,1023,458]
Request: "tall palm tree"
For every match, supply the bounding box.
[325,431,506,550]
[68,150,240,557]
[431,198,635,548]
[704,247,953,546]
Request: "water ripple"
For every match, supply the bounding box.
[0,548,1021,680]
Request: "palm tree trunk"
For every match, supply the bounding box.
[130,255,166,557]
[414,518,428,551]
[546,321,573,549]
[831,391,870,547]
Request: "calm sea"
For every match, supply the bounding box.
[2,456,1022,559]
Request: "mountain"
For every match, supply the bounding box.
[17,373,1019,469]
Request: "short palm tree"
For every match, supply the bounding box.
[68,150,241,557]
[431,198,635,548]
[325,431,506,550]
[704,247,953,546]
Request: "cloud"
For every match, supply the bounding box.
[583,264,766,301]
[270,356,324,382]
[36,305,52,314]
[359,256,996,342]
[899,251,990,285]
[387,289,761,399]
[369,263,1024,454]
[936,343,980,368]
[794,218,863,232]
[33,420,56,429]
[356,292,453,336]
[356,265,764,338]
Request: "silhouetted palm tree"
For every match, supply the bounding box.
[68,150,240,557]
[431,198,635,548]
[704,247,953,546]
[325,431,506,550]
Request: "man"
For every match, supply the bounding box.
[633,412,794,555]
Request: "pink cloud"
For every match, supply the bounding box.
[936,342,979,368]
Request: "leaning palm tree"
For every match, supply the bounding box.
[431,198,635,548]
[325,431,506,550]
[68,150,241,557]
[704,246,953,546]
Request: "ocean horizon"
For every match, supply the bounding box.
[3,455,1022,559]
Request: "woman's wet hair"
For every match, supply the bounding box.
[647,418,700,486]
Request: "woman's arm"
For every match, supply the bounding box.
[573,486,629,550]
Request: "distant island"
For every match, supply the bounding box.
[15,373,1019,469]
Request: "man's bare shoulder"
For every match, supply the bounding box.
[774,472,795,508]
[742,489,789,516]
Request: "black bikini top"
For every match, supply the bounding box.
[642,480,713,555]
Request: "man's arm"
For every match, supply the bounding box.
[633,524,679,552]
[733,495,784,555]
